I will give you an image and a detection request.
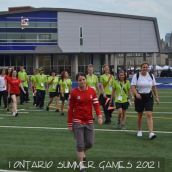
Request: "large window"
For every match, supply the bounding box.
[0,19,57,43]
[0,32,57,43]
[0,21,57,28]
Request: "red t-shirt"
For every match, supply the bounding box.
[8,77,21,94]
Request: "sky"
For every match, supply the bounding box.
[0,0,171,39]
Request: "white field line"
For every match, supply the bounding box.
[0,170,30,172]
[0,125,171,134]
[0,109,172,116]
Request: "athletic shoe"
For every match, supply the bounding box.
[121,124,126,130]
[80,168,86,172]
[137,131,143,137]
[149,132,157,140]
[46,106,49,111]
[55,109,60,112]
[15,112,19,117]
[116,124,121,129]
[61,112,64,116]
[12,112,16,116]
[83,156,87,161]
[5,108,9,111]
[80,164,86,172]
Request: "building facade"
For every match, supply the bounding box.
[0,7,161,78]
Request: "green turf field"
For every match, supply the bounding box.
[0,89,171,172]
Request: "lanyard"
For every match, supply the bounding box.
[119,81,124,95]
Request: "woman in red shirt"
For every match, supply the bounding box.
[7,70,26,117]
[68,73,103,172]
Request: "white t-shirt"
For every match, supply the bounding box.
[0,76,6,91]
[131,72,156,94]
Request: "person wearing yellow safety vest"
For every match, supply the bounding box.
[86,64,99,94]
[18,66,29,105]
[35,68,47,109]
[99,64,115,124]
[46,70,60,112]
[59,70,72,116]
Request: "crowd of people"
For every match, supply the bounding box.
[0,66,72,116]
[0,63,160,172]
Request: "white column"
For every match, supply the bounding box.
[105,54,109,65]
[114,54,118,73]
[153,53,157,76]
[71,54,78,79]
[110,54,118,74]
[74,54,78,74]
[35,56,39,69]
[110,54,114,65]
[153,53,157,65]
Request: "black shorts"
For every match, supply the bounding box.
[49,92,59,98]
[60,93,69,101]
[116,102,129,110]
[134,92,154,112]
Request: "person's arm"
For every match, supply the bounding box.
[8,83,10,97]
[92,90,103,125]
[69,79,72,92]
[68,91,74,131]
[47,76,54,84]
[152,85,159,104]
[19,83,26,94]
[98,76,106,97]
[131,85,141,99]
[131,74,141,99]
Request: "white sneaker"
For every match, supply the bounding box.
[137,131,143,137]
[12,112,16,116]
[149,132,156,140]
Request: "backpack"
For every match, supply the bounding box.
[136,72,153,81]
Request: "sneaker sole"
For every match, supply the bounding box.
[150,135,157,140]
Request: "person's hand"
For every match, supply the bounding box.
[68,126,73,132]
[155,96,160,105]
[128,99,132,106]
[109,97,112,105]
[135,93,142,99]
[98,116,103,125]
[103,93,106,98]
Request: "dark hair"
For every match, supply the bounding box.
[102,64,109,74]
[50,70,56,75]
[141,62,149,68]
[0,68,5,75]
[9,70,18,77]
[61,70,68,81]
[87,64,93,68]
[117,70,127,83]
[76,72,86,81]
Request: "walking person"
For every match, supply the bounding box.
[35,68,47,109]
[86,64,99,93]
[7,70,26,117]
[30,68,39,106]
[0,69,8,110]
[59,70,72,115]
[131,62,159,139]
[68,73,103,172]
[18,66,29,104]
[46,71,60,112]
[5,67,14,110]
[111,70,131,129]
[99,64,115,124]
